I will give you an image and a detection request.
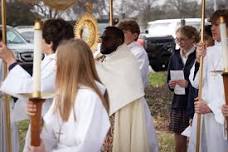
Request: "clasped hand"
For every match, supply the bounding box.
[169,80,188,89]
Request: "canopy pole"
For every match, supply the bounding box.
[195,0,206,151]
[109,0,113,26]
[1,0,12,151]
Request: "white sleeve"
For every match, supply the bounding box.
[133,50,149,87]
[1,65,33,97]
[52,91,110,152]
[189,61,200,89]
[189,56,208,89]
[0,61,56,98]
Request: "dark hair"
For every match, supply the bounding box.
[42,18,74,52]
[176,25,199,43]
[105,26,124,43]
[209,9,228,27]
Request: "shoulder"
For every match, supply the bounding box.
[205,45,220,60]
[77,87,100,100]
[170,49,180,59]
[75,87,106,114]
[129,42,147,55]
[76,87,103,108]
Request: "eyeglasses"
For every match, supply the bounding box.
[175,37,189,43]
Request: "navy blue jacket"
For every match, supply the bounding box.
[167,49,196,114]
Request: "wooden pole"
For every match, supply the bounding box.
[109,0,113,26]
[220,16,228,138]
[30,98,44,146]
[195,0,206,151]
[222,73,228,138]
[1,0,12,152]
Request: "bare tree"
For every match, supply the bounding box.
[19,0,62,19]
[164,0,199,18]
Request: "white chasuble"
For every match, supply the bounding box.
[188,43,228,152]
[41,86,110,152]
[95,44,145,115]
[96,44,158,152]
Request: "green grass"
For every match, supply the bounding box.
[17,120,29,152]
[149,72,167,87]
[158,131,175,152]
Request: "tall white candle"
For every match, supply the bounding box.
[33,20,42,95]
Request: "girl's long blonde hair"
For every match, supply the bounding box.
[54,39,109,121]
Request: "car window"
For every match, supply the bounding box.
[21,31,34,42]
[7,30,25,44]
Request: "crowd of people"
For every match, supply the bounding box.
[0,8,227,152]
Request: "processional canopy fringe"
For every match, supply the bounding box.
[43,0,77,10]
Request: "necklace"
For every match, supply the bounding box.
[55,115,64,143]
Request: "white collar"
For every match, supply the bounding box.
[180,47,195,58]
[127,41,137,49]
[104,44,127,59]
[44,53,56,60]
[215,41,221,46]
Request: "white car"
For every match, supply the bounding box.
[146,18,210,38]
[15,26,34,43]
[1,25,34,74]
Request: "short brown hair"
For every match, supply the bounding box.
[117,20,140,35]
[209,9,228,27]
[176,25,200,43]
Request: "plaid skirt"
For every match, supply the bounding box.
[169,109,189,134]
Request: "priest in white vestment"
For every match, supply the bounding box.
[188,9,228,152]
[96,26,158,152]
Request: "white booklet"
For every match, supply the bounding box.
[170,70,185,95]
[181,125,192,137]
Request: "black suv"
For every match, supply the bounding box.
[144,36,175,71]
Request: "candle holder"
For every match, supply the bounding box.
[20,93,54,146]
[222,72,228,138]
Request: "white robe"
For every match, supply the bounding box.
[127,41,150,88]
[41,85,110,152]
[0,54,56,152]
[1,53,56,121]
[188,42,228,152]
[96,44,158,152]
[0,59,19,152]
